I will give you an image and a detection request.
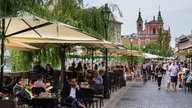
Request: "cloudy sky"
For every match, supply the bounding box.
[83,0,192,47]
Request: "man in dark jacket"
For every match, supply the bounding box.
[61,78,85,108]
[13,76,33,104]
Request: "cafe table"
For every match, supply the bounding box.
[32,93,58,108]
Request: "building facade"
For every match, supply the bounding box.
[113,21,123,45]
[175,31,192,52]
[122,9,171,48]
[136,10,171,47]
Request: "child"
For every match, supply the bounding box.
[178,74,182,90]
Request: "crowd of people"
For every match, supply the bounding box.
[121,60,192,92]
[1,60,192,108]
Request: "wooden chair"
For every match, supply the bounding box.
[93,84,104,108]
[32,87,45,96]
[81,88,98,108]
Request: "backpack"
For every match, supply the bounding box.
[143,64,146,69]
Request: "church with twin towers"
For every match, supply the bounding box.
[122,8,171,49]
[137,8,171,48]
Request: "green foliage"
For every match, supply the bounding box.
[3,0,122,71]
[157,28,163,49]
[10,51,33,72]
[0,0,49,17]
[32,48,61,68]
[142,42,173,57]
[157,28,171,50]
[139,28,173,57]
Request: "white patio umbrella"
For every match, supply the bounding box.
[4,12,101,41]
[0,12,103,85]
[0,39,38,51]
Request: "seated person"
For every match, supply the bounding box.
[183,69,190,80]
[33,62,46,74]
[88,75,96,87]
[45,64,54,76]
[94,70,103,85]
[98,62,105,71]
[80,75,89,88]
[186,72,192,88]
[68,62,76,72]
[61,78,85,108]
[13,76,33,103]
[75,62,84,78]
[33,74,46,91]
[80,75,88,83]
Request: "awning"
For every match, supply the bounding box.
[174,49,192,56]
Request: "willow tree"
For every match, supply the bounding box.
[7,0,122,72]
[0,0,55,72]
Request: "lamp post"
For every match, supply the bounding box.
[157,50,160,61]
[130,34,134,66]
[0,19,5,92]
[103,3,110,99]
[143,44,146,61]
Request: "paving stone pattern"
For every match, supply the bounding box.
[104,74,192,108]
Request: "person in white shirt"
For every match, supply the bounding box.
[98,62,105,71]
[163,62,167,74]
[169,61,179,92]
[61,78,85,108]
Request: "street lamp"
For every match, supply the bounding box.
[130,34,134,66]
[157,50,160,61]
[102,3,110,99]
[143,44,146,61]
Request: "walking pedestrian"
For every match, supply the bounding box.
[169,61,179,92]
[150,61,155,81]
[156,63,164,90]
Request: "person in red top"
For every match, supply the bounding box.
[178,74,182,90]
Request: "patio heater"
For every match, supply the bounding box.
[102,4,110,99]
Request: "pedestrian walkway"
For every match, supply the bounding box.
[103,74,192,108]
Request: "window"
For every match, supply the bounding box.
[153,28,156,35]
[139,24,141,27]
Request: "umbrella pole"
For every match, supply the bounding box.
[60,46,67,84]
[0,19,5,91]
[63,46,66,84]
[91,48,94,72]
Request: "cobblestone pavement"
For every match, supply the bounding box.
[104,74,192,108]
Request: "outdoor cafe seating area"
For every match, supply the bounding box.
[0,11,141,108]
[0,66,129,108]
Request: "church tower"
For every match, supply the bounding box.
[137,9,143,34]
[157,7,163,23]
